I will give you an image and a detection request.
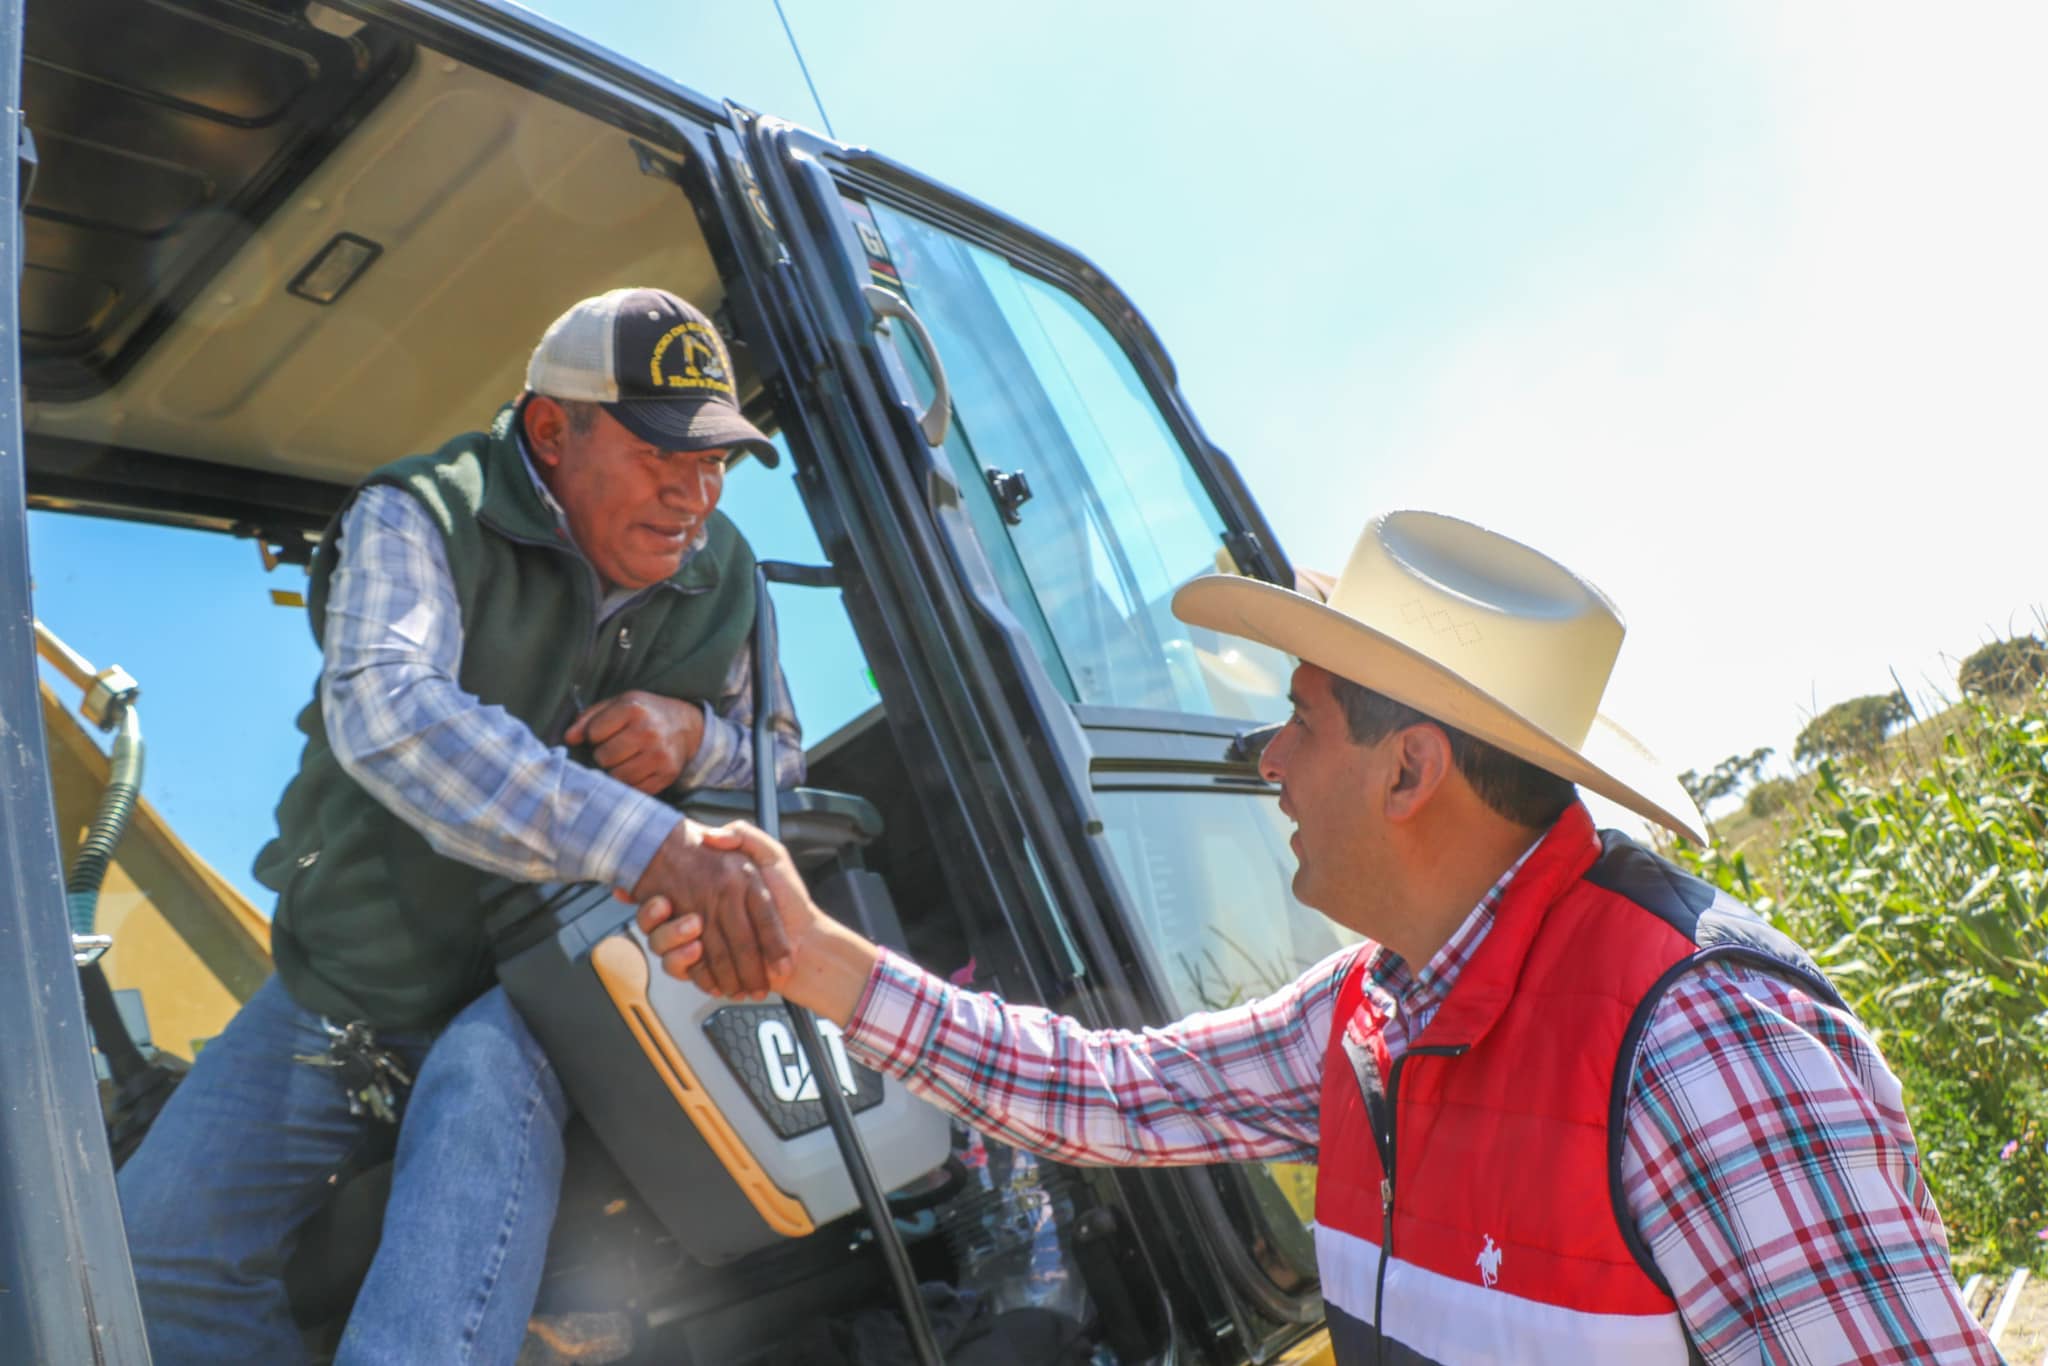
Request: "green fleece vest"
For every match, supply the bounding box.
[256,405,756,1030]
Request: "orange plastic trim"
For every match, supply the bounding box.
[589,934,814,1237]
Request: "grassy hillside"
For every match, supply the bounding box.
[1676,691,2048,1275]
[1710,698,1987,858]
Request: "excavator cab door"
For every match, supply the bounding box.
[0,0,154,1357]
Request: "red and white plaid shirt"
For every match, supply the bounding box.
[842,841,1999,1364]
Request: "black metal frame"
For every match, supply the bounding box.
[0,0,154,1355]
[729,116,1323,1354]
[692,113,1219,1349]
[27,433,347,545]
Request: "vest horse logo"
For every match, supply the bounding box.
[1475,1234,1502,1288]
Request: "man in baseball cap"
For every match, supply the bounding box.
[120,288,803,1365]
[526,286,779,464]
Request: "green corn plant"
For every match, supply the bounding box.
[1679,691,2048,1274]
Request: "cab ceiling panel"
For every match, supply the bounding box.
[20,0,412,398]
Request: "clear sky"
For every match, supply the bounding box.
[27,0,2048,902]
[588,0,2038,785]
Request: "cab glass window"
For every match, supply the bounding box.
[857,199,1291,723]
[719,435,878,742]
[1091,787,1356,1016]
[1093,783,1352,1240]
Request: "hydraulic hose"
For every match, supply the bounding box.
[34,622,160,1100]
[68,700,143,935]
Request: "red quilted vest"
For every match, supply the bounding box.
[1311,803,1835,1365]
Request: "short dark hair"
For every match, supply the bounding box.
[557,398,601,435]
[1326,675,1576,830]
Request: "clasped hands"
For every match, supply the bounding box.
[573,690,837,1005]
[629,819,831,1004]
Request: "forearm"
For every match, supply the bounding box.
[673,627,804,792]
[672,824,1341,1168]
[785,914,882,1028]
[325,664,681,888]
[673,706,804,792]
[836,946,1337,1169]
[322,486,680,890]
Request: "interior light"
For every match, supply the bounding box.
[288,232,382,305]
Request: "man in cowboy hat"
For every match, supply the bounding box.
[119,288,802,1365]
[640,512,1998,1363]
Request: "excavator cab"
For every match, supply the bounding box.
[3,0,1345,1361]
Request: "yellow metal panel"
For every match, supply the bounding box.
[95,869,246,1059]
[1271,1327,1336,1366]
[41,680,273,1054]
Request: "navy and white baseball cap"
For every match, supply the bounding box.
[525,287,778,465]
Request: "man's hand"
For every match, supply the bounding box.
[639,821,880,1025]
[567,690,705,795]
[630,819,790,999]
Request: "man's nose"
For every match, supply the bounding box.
[663,463,722,513]
[1257,727,1291,785]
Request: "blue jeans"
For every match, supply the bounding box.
[118,977,570,1365]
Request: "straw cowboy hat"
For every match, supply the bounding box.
[1173,511,1706,844]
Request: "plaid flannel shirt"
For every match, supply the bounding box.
[843,836,1998,1364]
[319,483,802,892]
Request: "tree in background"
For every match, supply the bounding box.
[1679,746,1777,814]
[1793,691,1911,766]
[1958,635,2048,699]
[1745,776,1799,820]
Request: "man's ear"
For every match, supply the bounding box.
[522,394,567,468]
[1385,723,1453,823]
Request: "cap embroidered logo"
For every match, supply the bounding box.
[525,287,778,464]
[649,320,733,397]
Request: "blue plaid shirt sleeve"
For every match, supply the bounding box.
[673,608,804,793]
[319,486,682,890]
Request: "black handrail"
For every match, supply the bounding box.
[752,559,943,1366]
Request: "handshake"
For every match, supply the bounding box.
[627,819,878,1027]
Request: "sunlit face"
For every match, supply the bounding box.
[1258,662,1387,925]
[525,397,728,592]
